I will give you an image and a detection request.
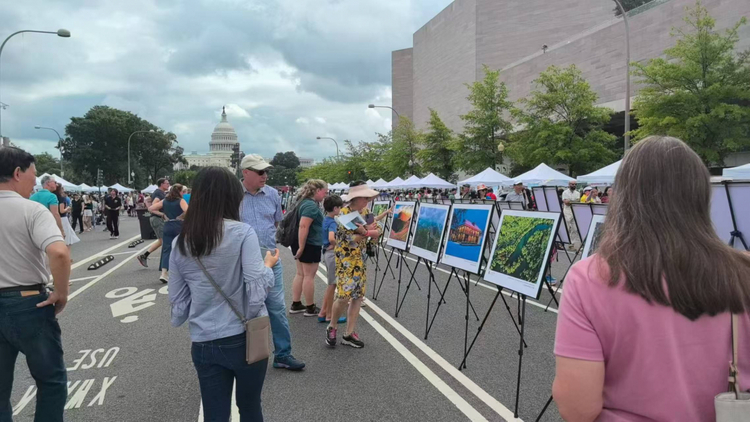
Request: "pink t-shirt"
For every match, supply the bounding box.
[555,255,750,421]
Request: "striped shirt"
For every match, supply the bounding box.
[240,185,283,249]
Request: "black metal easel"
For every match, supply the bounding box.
[724,181,749,250]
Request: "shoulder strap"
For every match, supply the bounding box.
[729,314,741,397]
[195,257,247,324]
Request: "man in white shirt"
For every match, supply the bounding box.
[562,181,581,249]
[0,147,70,422]
[505,182,529,208]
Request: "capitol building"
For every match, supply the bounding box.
[177,107,242,170]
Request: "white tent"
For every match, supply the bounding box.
[371,178,389,189]
[385,177,404,189]
[458,167,514,187]
[413,173,456,189]
[78,183,92,191]
[577,160,621,185]
[723,163,750,180]
[84,185,106,193]
[35,173,80,191]
[513,163,574,186]
[141,184,158,194]
[109,183,134,193]
[366,179,375,187]
[398,175,423,189]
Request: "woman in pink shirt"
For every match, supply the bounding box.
[553,136,750,421]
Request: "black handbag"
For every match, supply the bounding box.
[276,202,301,247]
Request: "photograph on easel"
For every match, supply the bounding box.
[441,203,493,274]
[409,203,450,263]
[371,200,391,227]
[484,210,561,298]
[387,201,416,250]
[581,214,606,259]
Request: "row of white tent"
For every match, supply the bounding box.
[35,173,136,193]
[327,161,750,191]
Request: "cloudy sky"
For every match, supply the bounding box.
[1,0,452,162]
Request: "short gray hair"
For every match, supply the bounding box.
[40,175,55,186]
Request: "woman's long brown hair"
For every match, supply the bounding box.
[597,136,750,320]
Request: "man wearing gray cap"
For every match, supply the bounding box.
[239,154,305,371]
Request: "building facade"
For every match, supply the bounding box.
[393,0,750,135]
[178,106,241,170]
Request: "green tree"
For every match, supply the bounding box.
[508,64,617,176]
[417,109,455,181]
[61,106,181,188]
[172,170,197,187]
[631,2,750,166]
[613,0,653,16]
[33,153,61,176]
[361,132,397,181]
[389,117,421,176]
[268,151,301,186]
[452,65,513,174]
[270,151,301,169]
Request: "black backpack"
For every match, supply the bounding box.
[276,202,301,247]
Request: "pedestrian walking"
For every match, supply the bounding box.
[29,174,64,238]
[138,178,169,270]
[104,188,122,239]
[240,154,305,371]
[0,147,71,422]
[148,184,188,284]
[169,166,279,421]
[289,179,328,317]
[553,136,750,421]
[326,182,382,349]
[561,181,581,249]
[55,185,80,255]
[318,195,345,323]
[83,194,94,231]
[70,193,84,234]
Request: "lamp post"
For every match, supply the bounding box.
[316,136,339,157]
[369,104,414,174]
[34,126,64,176]
[612,0,631,153]
[1,29,70,141]
[128,129,155,185]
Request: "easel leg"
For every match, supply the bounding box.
[462,271,470,369]
[425,268,457,339]
[459,289,501,369]
[374,247,396,300]
[513,295,527,418]
[396,256,421,317]
[456,274,480,321]
[545,243,584,311]
[534,396,554,422]
[395,250,404,315]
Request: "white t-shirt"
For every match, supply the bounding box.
[0,190,65,288]
[561,189,580,208]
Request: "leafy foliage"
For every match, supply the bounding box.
[172,170,197,187]
[270,151,301,169]
[417,109,455,181]
[451,65,513,174]
[61,106,184,188]
[507,65,618,176]
[631,2,750,165]
[390,117,421,176]
[268,151,301,186]
[33,153,61,176]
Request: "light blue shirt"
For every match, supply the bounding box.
[168,220,275,342]
[29,189,59,210]
[240,185,283,249]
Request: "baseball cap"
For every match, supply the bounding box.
[241,154,273,171]
[583,186,592,192]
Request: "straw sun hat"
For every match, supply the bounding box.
[341,184,379,202]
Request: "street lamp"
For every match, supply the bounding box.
[316,136,340,157]
[0,29,71,141]
[128,129,155,185]
[612,0,631,153]
[370,104,415,174]
[34,125,64,176]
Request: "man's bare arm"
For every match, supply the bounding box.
[37,241,70,315]
[49,205,64,237]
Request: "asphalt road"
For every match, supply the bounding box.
[9,216,569,421]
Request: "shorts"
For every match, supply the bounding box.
[150,215,165,239]
[291,242,322,264]
[323,249,336,285]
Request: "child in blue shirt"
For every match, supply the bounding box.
[318,195,345,323]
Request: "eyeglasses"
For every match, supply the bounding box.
[249,169,268,176]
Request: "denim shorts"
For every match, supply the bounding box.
[323,250,336,285]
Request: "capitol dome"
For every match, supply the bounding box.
[210,106,239,152]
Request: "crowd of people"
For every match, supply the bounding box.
[2,135,749,422]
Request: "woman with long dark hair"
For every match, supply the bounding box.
[55,184,79,255]
[149,183,188,283]
[553,136,750,421]
[169,167,279,421]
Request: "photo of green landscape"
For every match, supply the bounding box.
[490,215,555,284]
[412,205,449,254]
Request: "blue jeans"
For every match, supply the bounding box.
[192,333,268,422]
[0,291,67,422]
[161,220,182,272]
[263,256,292,358]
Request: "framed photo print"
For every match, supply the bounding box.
[409,203,450,263]
[441,203,494,274]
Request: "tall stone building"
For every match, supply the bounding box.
[179,106,241,169]
[392,0,750,166]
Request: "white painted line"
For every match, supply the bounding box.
[69,276,98,283]
[378,248,559,314]
[69,243,154,300]
[109,251,138,256]
[196,365,238,421]
[315,270,516,422]
[359,310,488,421]
[70,235,140,270]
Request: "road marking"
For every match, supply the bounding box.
[70,276,98,283]
[197,382,237,421]
[379,248,559,314]
[69,243,154,300]
[71,235,141,270]
[109,251,139,256]
[315,269,515,422]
